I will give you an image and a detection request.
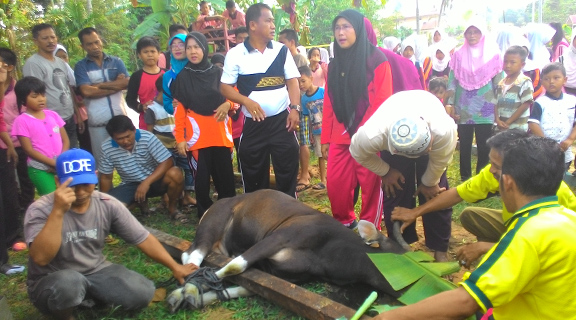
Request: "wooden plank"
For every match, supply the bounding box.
[146,227,372,320]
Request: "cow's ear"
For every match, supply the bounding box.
[358,220,380,243]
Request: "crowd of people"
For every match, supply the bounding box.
[1,1,576,319]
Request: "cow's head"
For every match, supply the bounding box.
[357,220,408,254]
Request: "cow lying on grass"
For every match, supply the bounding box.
[168,189,407,311]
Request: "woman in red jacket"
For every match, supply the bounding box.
[320,9,393,230]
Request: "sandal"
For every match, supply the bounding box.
[0,263,25,275]
[312,182,326,190]
[171,212,190,224]
[296,183,310,192]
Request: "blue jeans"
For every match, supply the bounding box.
[171,148,194,191]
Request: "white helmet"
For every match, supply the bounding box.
[388,117,431,157]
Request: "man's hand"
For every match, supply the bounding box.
[244,99,265,121]
[54,177,76,213]
[391,206,419,232]
[6,146,18,164]
[172,263,199,285]
[135,181,150,203]
[321,143,329,160]
[286,109,299,132]
[560,139,574,152]
[382,168,405,198]
[415,184,446,201]
[456,242,494,269]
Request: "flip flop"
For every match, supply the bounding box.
[312,182,326,190]
[171,212,190,224]
[296,183,311,192]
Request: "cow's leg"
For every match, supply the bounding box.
[167,285,253,312]
[215,230,292,278]
[181,197,237,266]
[184,286,252,309]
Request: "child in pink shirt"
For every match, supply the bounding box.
[222,0,246,30]
[11,77,69,195]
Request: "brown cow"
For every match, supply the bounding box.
[169,189,406,310]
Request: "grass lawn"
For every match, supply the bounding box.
[0,150,502,320]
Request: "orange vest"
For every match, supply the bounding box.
[174,102,234,151]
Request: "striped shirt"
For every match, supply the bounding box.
[99,129,172,183]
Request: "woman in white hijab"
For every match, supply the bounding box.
[383,36,401,54]
[561,31,576,97]
[495,25,524,59]
[525,23,556,69]
[53,44,76,86]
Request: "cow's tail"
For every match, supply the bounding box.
[392,221,412,252]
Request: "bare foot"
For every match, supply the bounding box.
[434,251,449,262]
[182,194,197,206]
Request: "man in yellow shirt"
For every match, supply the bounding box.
[377,136,576,319]
[391,129,576,267]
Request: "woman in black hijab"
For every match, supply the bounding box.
[172,31,236,218]
[320,9,393,231]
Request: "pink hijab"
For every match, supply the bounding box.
[449,23,502,90]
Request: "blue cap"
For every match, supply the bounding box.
[56,149,98,187]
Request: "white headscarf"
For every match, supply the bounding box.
[430,28,445,45]
[510,36,538,72]
[53,44,67,57]
[431,42,451,72]
[563,31,576,88]
[319,47,330,64]
[383,36,401,52]
[401,37,417,63]
[495,25,524,59]
[524,23,556,70]
[414,34,429,64]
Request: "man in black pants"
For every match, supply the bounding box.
[220,3,301,197]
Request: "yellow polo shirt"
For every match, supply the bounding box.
[456,164,576,222]
[461,197,576,319]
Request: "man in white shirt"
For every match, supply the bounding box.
[220,3,302,197]
[350,90,457,261]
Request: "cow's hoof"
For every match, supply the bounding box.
[166,288,185,313]
[183,282,202,308]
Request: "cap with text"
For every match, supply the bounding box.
[56,148,98,186]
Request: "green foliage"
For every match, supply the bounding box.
[306,0,386,45]
[367,251,460,305]
[0,0,45,75]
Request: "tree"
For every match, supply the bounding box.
[0,0,46,76]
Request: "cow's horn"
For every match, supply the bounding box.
[392,221,412,251]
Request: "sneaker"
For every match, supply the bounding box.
[0,264,25,275]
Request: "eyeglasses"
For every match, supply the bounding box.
[171,43,185,50]
[334,24,353,32]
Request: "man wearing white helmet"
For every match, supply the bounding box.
[350,90,457,261]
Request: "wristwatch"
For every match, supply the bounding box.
[291,105,302,112]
